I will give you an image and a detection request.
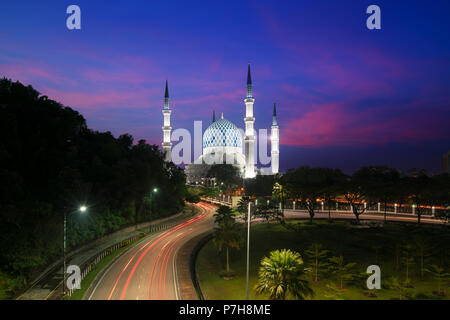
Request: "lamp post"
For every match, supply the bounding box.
[63,205,87,295]
[151,188,158,218]
[245,201,252,300]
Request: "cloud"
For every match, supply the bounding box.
[281,98,450,147]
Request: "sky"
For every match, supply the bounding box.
[1,0,449,174]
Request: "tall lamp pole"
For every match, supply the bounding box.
[63,205,87,296]
[151,188,158,217]
[63,209,67,295]
[245,201,251,300]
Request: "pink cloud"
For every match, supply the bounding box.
[0,60,74,86]
[40,86,158,112]
[281,99,450,147]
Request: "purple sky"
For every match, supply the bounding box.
[1,1,449,173]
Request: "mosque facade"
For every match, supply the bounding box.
[161,64,279,184]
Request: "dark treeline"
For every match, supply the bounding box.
[0,79,186,288]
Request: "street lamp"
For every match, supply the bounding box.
[63,205,87,295]
[245,201,252,300]
[150,187,158,218]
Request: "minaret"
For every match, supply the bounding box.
[271,103,279,174]
[162,80,172,162]
[244,63,256,178]
[212,110,216,123]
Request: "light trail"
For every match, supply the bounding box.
[108,206,207,300]
[119,210,208,299]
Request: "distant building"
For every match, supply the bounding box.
[441,151,450,173]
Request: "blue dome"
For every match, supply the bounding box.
[203,118,242,149]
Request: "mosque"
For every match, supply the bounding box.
[161,64,280,184]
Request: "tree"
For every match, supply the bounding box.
[372,245,383,264]
[320,169,347,220]
[425,264,450,296]
[185,187,201,203]
[0,78,187,294]
[361,166,401,222]
[199,186,221,198]
[412,235,433,279]
[323,283,345,300]
[212,206,242,275]
[254,249,313,300]
[236,197,254,223]
[207,164,242,193]
[272,182,285,213]
[281,166,333,223]
[304,243,329,282]
[403,174,448,224]
[432,174,450,222]
[340,166,389,224]
[327,255,356,289]
[254,201,280,224]
[244,174,277,198]
[401,244,415,282]
[388,277,411,300]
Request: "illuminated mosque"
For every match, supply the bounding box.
[161,64,279,183]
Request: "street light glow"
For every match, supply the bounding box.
[79,205,87,212]
[153,188,158,193]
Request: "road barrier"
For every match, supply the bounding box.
[201,196,232,207]
[66,212,196,297]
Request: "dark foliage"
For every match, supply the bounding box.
[0,78,186,279]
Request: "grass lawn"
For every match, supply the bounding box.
[197,220,450,300]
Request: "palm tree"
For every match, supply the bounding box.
[236,197,253,223]
[213,205,235,226]
[213,206,242,275]
[255,249,313,300]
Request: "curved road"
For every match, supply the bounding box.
[88,202,215,300]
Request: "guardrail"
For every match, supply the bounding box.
[200,196,232,207]
[66,215,193,297]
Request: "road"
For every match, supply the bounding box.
[88,201,216,300]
